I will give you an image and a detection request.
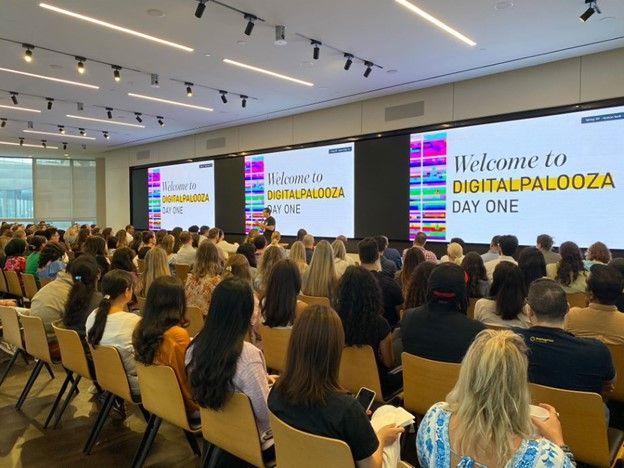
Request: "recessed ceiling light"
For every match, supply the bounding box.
[0,67,99,89]
[223,59,314,87]
[23,129,96,140]
[66,114,146,127]
[147,8,165,17]
[39,3,193,52]
[494,1,514,10]
[394,0,477,46]
[128,93,214,111]
[0,140,58,149]
[0,104,41,114]
[204,53,211,57]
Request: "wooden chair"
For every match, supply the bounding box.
[22,273,39,301]
[402,352,460,416]
[174,263,191,284]
[185,306,204,338]
[530,383,624,467]
[200,392,268,467]
[132,364,201,468]
[270,411,354,468]
[567,292,588,308]
[0,306,29,388]
[258,324,291,373]
[16,314,70,428]
[0,270,9,295]
[467,297,478,319]
[50,322,95,428]
[4,270,24,300]
[606,344,624,403]
[339,345,384,402]
[298,294,331,308]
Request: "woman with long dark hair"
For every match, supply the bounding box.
[397,247,425,294]
[86,270,140,397]
[133,276,197,414]
[186,277,274,457]
[63,255,101,335]
[461,251,490,298]
[83,236,110,276]
[518,246,547,290]
[547,241,588,293]
[261,259,306,328]
[403,261,436,309]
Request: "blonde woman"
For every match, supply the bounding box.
[158,233,176,266]
[440,242,464,265]
[185,241,223,311]
[289,241,308,276]
[302,240,337,301]
[271,230,282,246]
[115,229,129,249]
[140,247,171,297]
[417,330,574,467]
[253,244,285,293]
[331,239,350,278]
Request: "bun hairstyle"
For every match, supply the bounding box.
[28,235,47,253]
[87,270,133,347]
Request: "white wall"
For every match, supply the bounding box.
[101,48,624,229]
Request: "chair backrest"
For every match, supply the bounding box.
[258,324,291,373]
[19,314,52,363]
[0,270,8,294]
[467,297,478,319]
[298,294,331,308]
[402,352,460,416]
[22,273,39,300]
[338,345,383,401]
[530,383,610,467]
[136,295,147,312]
[4,270,23,297]
[185,306,204,338]
[606,343,624,403]
[270,412,355,468]
[90,345,134,402]
[52,322,93,380]
[174,263,190,284]
[200,392,264,467]
[567,292,588,309]
[0,306,24,349]
[136,363,191,431]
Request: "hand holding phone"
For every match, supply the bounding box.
[356,387,376,412]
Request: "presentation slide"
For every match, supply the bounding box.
[244,143,355,237]
[409,104,624,248]
[148,161,215,230]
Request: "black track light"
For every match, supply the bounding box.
[19,137,24,146]
[27,121,33,129]
[59,125,65,134]
[41,140,47,148]
[81,144,86,151]
[311,40,321,60]
[10,93,18,105]
[103,131,109,140]
[157,116,164,127]
[344,53,354,71]
[23,44,34,63]
[106,107,113,119]
[244,14,256,36]
[62,142,67,151]
[241,95,248,108]
[79,128,85,136]
[0,119,6,128]
[580,6,595,21]
[363,61,373,78]
[185,82,193,97]
[135,112,143,123]
[112,65,121,82]
[220,90,228,104]
[46,98,54,110]
[76,56,86,75]
[195,0,207,18]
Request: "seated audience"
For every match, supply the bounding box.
[137,231,156,260]
[609,257,624,312]
[461,252,489,298]
[140,246,171,296]
[401,263,485,363]
[271,230,281,246]
[107,237,118,256]
[585,241,612,270]
[223,253,262,344]
[253,235,268,263]
[254,244,285,293]
[86,270,140,398]
[175,231,196,266]
[382,237,403,270]
[474,262,530,329]
[237,242,258,277]
[302,240,337,302]
[518,246,547,290]
[37,242,67,281]
[3,238,27,274]
[374,235,398,277]
[516,278,615,395]
[403,261,436,309]
[295,228,307,243]
[303,234,315,264]
[359,238,403,328]
[288,240,309,276]
[485,234,518,280]
[83,236,110,277]
[546,241,588,293]
[396,247,425,295]
[185,241,222,311]
[43,227,60,243]
[72,227,90,255]
[133,276,198,416]
[565,265,624,344]
[206,227,226,261]
[440,241,464,265]
[536,234,561,265]
[412,231,437,263]
[25,235,47,276]
[64,225,79,246]
[268,305,403,467]
[111,247,140,291]
[158,233,176,266]
[115,229,128,250]
[62,256,102,336]
[417,329,573,467]
[244,228,260,245]
[261,259,306,328]
[331,239,350,278]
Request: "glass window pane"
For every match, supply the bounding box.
[35,159,72,220]
[0,157,33,219]
[72,160,96,219]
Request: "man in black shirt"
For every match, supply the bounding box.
[358,238,403,328]
[516,278,615,395]
[401,263,485,363]
[255,207,276,242]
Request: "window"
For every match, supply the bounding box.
[0,157,33,219]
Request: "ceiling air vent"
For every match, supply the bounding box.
[206,137,226,150]
[384,101,424,122]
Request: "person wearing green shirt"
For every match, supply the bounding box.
[25,235,47,282]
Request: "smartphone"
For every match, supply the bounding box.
[356,387,376,412]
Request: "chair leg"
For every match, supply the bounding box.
[52,375,82,429]
[15,360,44,410]
[201,440,214,467]
[184,430,201,457]
[43,362,54,379]
[137,403,150,423]
[83,392,115,455]
[206,446,223,468]
[44,370,73,428]
[20,349,29,365]
[0,349,21,388]
[131,415,162,468]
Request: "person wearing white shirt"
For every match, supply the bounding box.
[175,231,196,266]
[484,235,518,281]
[125,224,135,244]
[481,235,500,264]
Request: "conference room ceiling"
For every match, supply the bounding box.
[0,0,622,156]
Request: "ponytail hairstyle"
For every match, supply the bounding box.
[87,270,133,347]
[63,255,99,330]
[28,235,47,254]
[38,242,66,268]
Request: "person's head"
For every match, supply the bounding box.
[296,228,307,242]
[446,330,532,465]
[63,255,100,329]
[83,236,106,257]
[261,259,302,328]
[125,224,135,235]
[258,245,286,281]
[526,278,568,326]
[179,231,192,246]
[236,242,257,268]
[142,247,170,295]
[414,231,427,247]
[44,227,59,242]
[336,235,348,246]
[13,229,26,240]
[28,235,47,254]
[253,235,267,251]
[274,305,344,406]
[489,262,526,321]
[133,276,187,365]
[302,240,336,298]
[289,241,307,265]
[111,247,137,273]
[536,234,554,252]
[302,234,315,249]
[188,225,199,234]
[555,241,585,286]
[73,227,90,249]
[404,261,436,309]
[207,227,220,242]
[4,238,26,257]
[107,237,118,251]
[358,237,379,265]
[587,265,623,306]
[222,254,252,284]
[172,226,183,239]
[200,225,210,237]
[461,252,487,297]
[142,231,156,247]
[87,270,134,347]
[426,263,468,315]
[271,230,281,245]
[609,258,624,279]
[263,207,271,218]
[374,235,388,254]
[38,242,65,268]
[193,241,222,278]
[155,229,167,245]
[498,235,519,257]
[159,234,175,255]
[245,228,259,244]
[517,246,545,287]
[101,227,113,240]
[188,278,254,409]
[401,246,426,282]
[335,266,383,346]
[446,242,463,264]
[331,239,346,260]
[587,241,611,264]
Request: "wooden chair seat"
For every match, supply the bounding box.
[258,324,291,373]
[606,343,624,403]
[22,273,39,300]
[185,306,204,338]
[0,271,9,294]
[4,270,24,298]
[0,306,28,389]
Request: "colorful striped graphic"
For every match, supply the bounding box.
[409,132,447,241]
[147,168,162,231]
[244,155,266,233]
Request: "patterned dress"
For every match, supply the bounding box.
[417,403,574,468]
[184,274,222,312]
